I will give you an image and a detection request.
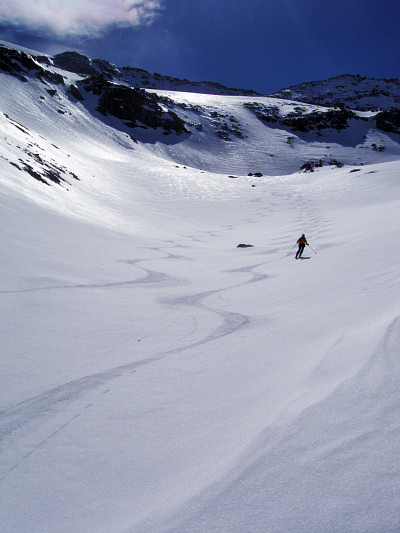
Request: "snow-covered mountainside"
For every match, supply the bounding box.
[1,41,400,180]
[0,40,399,533]
[270,73,400,111]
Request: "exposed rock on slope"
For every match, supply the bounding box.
[1,112,79,187]
[375,108,400,134]
[270,74,400,111]
[82,75,188,135]
[53,50,261,96]
[53,51,100,77]
[244,102,362,132]
[0,44,64,84]
[1,40,399,183]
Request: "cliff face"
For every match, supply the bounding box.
[0,44,64,84]
[82,75,187,134]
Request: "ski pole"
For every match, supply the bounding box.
[308,244,317,254]
[287,243,296,256]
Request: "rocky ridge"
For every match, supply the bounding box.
[52,50,262,97]
[0,41,399,187]
[270,74,400,111]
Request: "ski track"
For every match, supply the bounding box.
[0,241,258,481]
[0,168,333,489]
[0,194,327,484]
[0,270,170,294]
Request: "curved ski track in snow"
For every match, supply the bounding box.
[0,243,260,475]
[0,181,324,451]
[0,184,329,489]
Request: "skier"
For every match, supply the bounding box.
[295,234,308,259]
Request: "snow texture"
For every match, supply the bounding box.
[0,41,399,533]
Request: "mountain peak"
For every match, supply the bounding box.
[53,51,99,76]
[269,74,400,110]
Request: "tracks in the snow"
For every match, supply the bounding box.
[0,245,256,457]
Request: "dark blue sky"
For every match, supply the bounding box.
[1,0,399,94]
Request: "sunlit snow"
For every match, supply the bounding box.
[0,44,399,533]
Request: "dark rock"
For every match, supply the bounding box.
[244,103,280,123]
[245,101,360,133]
[0,45,64,84]
[301,160,323,172]
[268,74,400,111]
[328,158,344,167]
[375,107,400,134]
[82,76,187,134]
[237,243,254,248]
[36,55,52,66]
[18,161,49,185]
[371,143,385,152]
[53,51,98,76]
[283,108,358,132]
[69,84,84,100]
[92,58,121,78]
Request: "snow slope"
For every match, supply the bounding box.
[0,43,399,533]
[144,89,400,175]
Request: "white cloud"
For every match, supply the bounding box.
[0,0,162,36]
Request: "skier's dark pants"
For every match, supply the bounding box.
[296,244,305,258]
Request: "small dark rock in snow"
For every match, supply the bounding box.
[69,84,84,101]
[237,243,254,248]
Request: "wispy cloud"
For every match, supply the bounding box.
[0,0,162,36]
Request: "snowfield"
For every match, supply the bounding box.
[0,49,399,533]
